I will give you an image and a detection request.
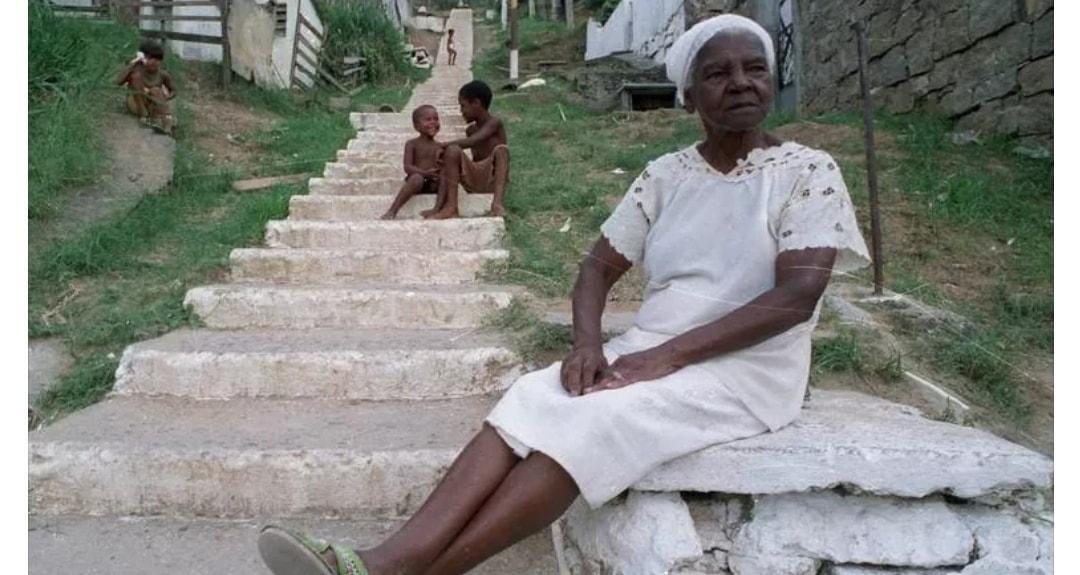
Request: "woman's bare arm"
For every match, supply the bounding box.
[560,237,633,395]
[586,247,837,392]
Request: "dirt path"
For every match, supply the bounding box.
[30,109,175,248]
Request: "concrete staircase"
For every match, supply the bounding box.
[29,10,559,573]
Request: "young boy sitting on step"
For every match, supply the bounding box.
[423,80,510,219]
[380,105,444,220]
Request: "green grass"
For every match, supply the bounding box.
[29,27,422,420]
[315,0,413,83]
[29,3,143,219]
[811,331,865,374]
[484,299,574,365]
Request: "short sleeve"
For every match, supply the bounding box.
[599,165,663,265]
[777,153,872,273]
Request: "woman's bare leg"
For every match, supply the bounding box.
[351,425,520,575]
[420,452,580,575]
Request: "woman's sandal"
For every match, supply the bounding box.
[258,525,369,575]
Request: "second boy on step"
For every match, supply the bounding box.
[381,80,510,220]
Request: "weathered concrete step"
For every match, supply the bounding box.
[265,218,505,251]
[335,150,398,165]
[29,391,1050,520]
[230,247,508,284]
[113,327,522,400]
[29,395,492,518]
[308,177,400,196]
[634,390,1053,499]
[351,112,466,130]
[184,283,519,329]
[323,162,400,179]
[350,129,466,142]
[347,138,431,152]
[290,194,493,220]
[28,515,558,575]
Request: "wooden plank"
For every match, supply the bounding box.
[140,29,224,44]
[297,14,324,40]
[295,48,318,71]
[221,0,232,89]
[231,173,311,192]
[316,65,352,95]
[136,14,222,21]
[296,32,320,56]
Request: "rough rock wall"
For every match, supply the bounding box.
[798,0,1053,144]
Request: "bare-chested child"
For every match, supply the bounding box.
[446,29,458,66]
[380,105,445,220]
[117,41,177,136]
[423,80,510,219]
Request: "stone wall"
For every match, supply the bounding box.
[798,0,1053,145]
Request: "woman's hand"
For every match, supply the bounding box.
[560,346,608,396]
[583,349,681,394]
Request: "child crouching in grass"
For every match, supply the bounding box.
[380,105,444,220]
[117,41,177,136]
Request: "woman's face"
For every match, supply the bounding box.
[685,31,773,133]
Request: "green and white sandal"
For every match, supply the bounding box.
[258,525,369,575]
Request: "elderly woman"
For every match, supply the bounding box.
[258,14,870,575]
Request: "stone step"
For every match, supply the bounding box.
[349,131,466,144]
[289,194,493,220]
[351,112,466,130]
[29,395,493,518]
[335,150,398,165]
[347,139,420,153]
[264,218,505,251]
[184,283,519,329]
[29,391,1050,520]
[308,177,400,196]
[113,327,522,400]
[230,247,508,285]
[323,162,400,179]
[29,515,558,575]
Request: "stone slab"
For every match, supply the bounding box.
[29,338,73,402]
[113,327,522,400]
[230,247,508,285]
[264,218,505,251]
[632,391,1052,499]
[323,162,400,179]
[28,515,557,575]
[307,177,401,196]
[288,194,494,221]
[29,395,494,517]
[732,492,974,567]
[184,283,519,330]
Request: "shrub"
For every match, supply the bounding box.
[316,0,410,83]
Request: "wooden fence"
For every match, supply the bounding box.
[289,11,322,92]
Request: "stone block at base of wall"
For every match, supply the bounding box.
[558,491,1053,575]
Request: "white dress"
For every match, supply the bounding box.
[486,141,871,508]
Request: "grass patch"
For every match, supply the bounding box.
[485,299,574,365]
[926,331,1030,422]
[29,21,423,420]
[316,0,413,83]
[29,2,143,219]
[812,331,865,374]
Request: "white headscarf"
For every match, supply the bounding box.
[665,14,776,104]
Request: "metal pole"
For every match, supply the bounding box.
[853,21,885,294]
[509,0,520,80]
[565,0,574,28]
